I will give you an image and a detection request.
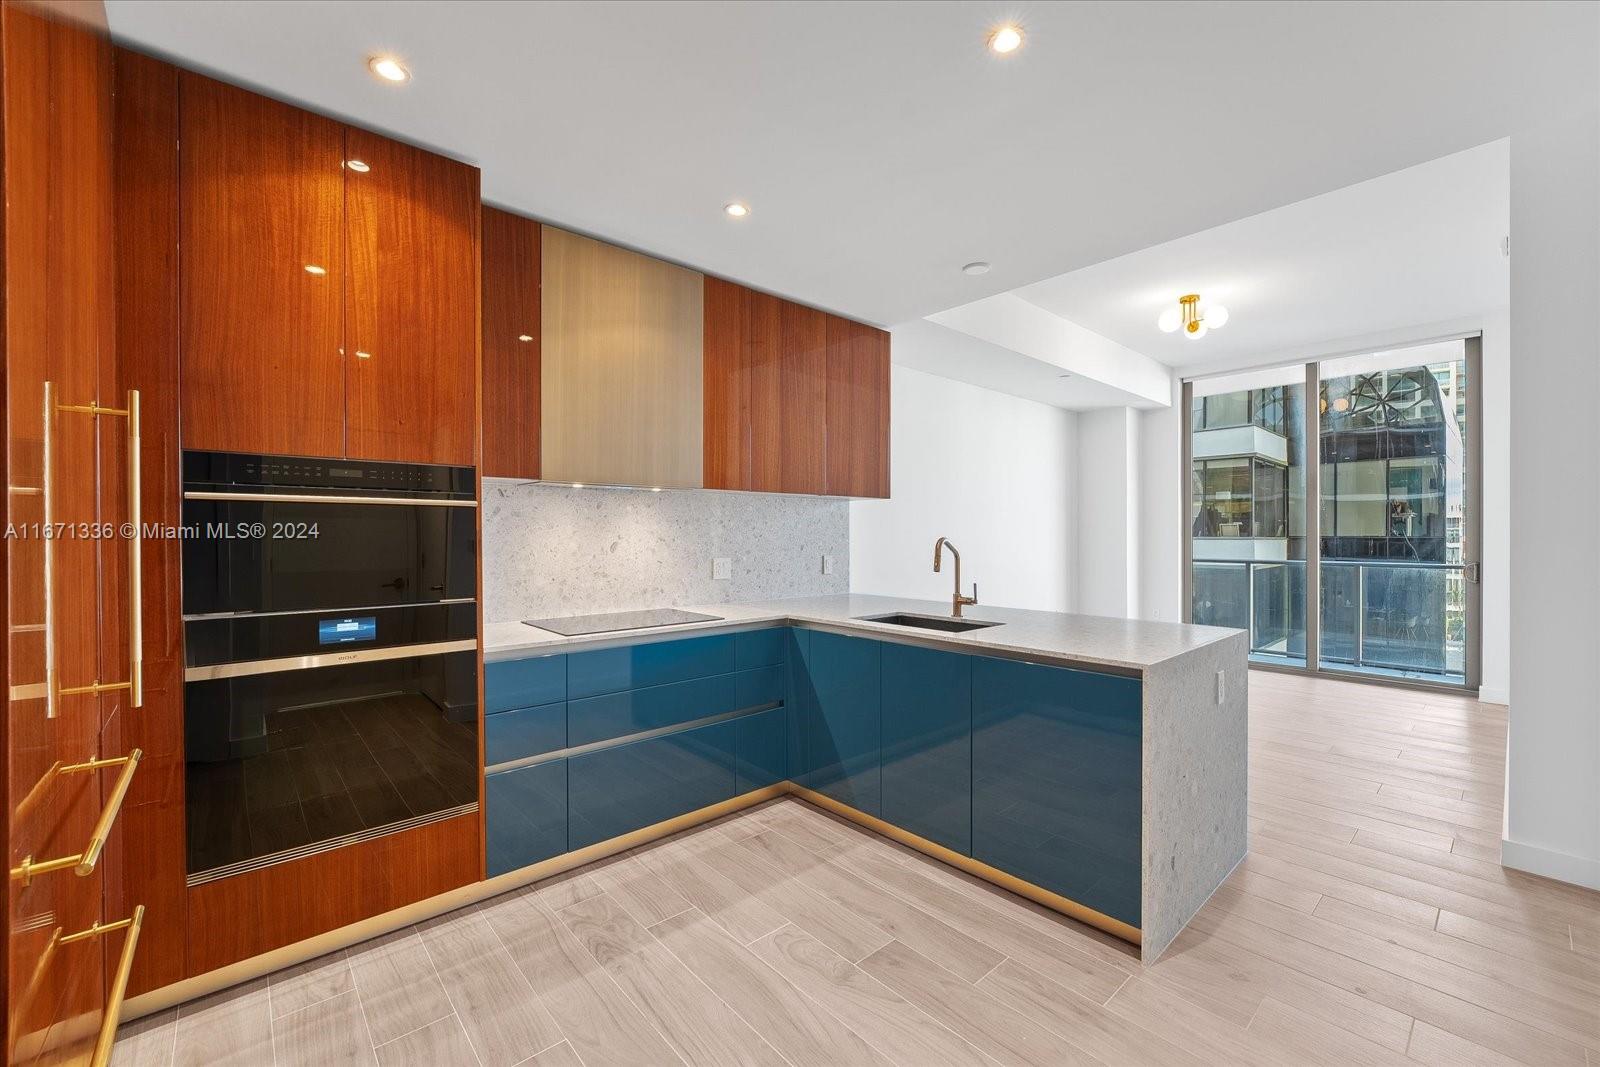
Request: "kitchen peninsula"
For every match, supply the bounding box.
[484,594,1247,961]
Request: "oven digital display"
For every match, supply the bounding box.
[318,616,377,645]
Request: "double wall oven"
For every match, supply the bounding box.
[181,452,478,884]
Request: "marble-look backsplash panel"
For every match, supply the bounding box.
[482,479,849,622]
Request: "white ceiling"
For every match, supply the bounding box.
[1014,140,1510,373]
[104,2,1587,329]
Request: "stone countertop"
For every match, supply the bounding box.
[483,593,1241,673]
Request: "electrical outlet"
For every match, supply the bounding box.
[822,554,835,575]
[1215,669,1226,705]
[712,557,732,581]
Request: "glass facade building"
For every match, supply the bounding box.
[1190,347,1468,685]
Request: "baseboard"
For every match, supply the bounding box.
[1477,685,1510,706]
[1500,836,1600,891]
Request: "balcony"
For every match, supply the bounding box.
[1191,559,1466,684]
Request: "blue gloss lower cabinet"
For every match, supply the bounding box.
[568,674,737,748]
[485,654,566,714]
[485,701,566,767]
[804,631,882,817]
[736,707,788,794]
[567,634,738,699]
[972,656,1143,928]
[567,720,737,850]
[485,760,567,877]
[881,643,972,855]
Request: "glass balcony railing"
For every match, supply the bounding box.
[1191,559,1465,683]
[1191,560,1307,665]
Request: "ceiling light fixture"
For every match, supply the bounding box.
[345,159,370,172]
[367,55,411,83]
[1158,293,1229,340]
[962,261,991,276]
[723,202,750,218]
[988,25,1024,54]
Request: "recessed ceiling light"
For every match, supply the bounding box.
[367,56,411,83]
[572,483,584,489]
[517,334,533,343]
[345,159,370,173]
[303,264,327,276]
[988,25,1023,55]
[723,202,750,219]
[962,261,991,276]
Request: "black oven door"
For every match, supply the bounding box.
[181,494,476,616]
[184,610,479,882]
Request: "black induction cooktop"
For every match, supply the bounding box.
[521,608,725,637]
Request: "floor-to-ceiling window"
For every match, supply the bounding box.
[1185,338,1478,689]
[1189,373,1308,666]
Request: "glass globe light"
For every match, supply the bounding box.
[1204,304,1230,329]
[1157,307,1182,333]
[1185,319,1209,340]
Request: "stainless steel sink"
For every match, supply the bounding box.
[855,612,1002,633]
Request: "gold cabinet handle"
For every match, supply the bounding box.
[47,387,143,710]
[59,905,144,1067]
[9,750,142,884]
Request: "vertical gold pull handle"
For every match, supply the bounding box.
[45,388,143,709]
[58,905,144,1067]
[126,389,142,707]
[43,381,58,718]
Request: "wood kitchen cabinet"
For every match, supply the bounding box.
[179,73,347,458]
[481,207,542,478]
[824,314,891,498]
[344,129,479,465]
[702,279,888,497]
[178,73,478,464]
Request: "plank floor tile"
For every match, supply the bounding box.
[119,671,1600,1067]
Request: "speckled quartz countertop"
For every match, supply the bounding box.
[483,593,1241,673]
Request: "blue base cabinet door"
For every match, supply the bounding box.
[881,643,972,855]
[736,706,788,794]
[972,657,1142,929]
[804,631,882,817]
[567,720,737,850]
[485,760,567,877]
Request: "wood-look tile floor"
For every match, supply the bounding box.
[114,671,1600,1067]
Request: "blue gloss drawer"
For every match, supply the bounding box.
[485,654,567,714]
[735,664,785,708]
[567,720,737,849]
[485,701,566,766]
[566,634,737,699]
[485,760,567,877]
[735,628,787,669]
[568,674,738,748]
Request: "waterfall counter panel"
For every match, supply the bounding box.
[484,594,1247,961]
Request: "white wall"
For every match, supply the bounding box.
[850,361,1077,612]
[1138,376,1185,623]
[1076,408,1141,617]
[1503,102,1600,890]
[1477,311,1510,706]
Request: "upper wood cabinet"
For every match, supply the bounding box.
[178,74,479,464]
[703,279,888,498]
[179,74,346,458]
[481,207,542,479]
[824,314,891,498]
[541,226,704,488]
[344,129,479,465]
